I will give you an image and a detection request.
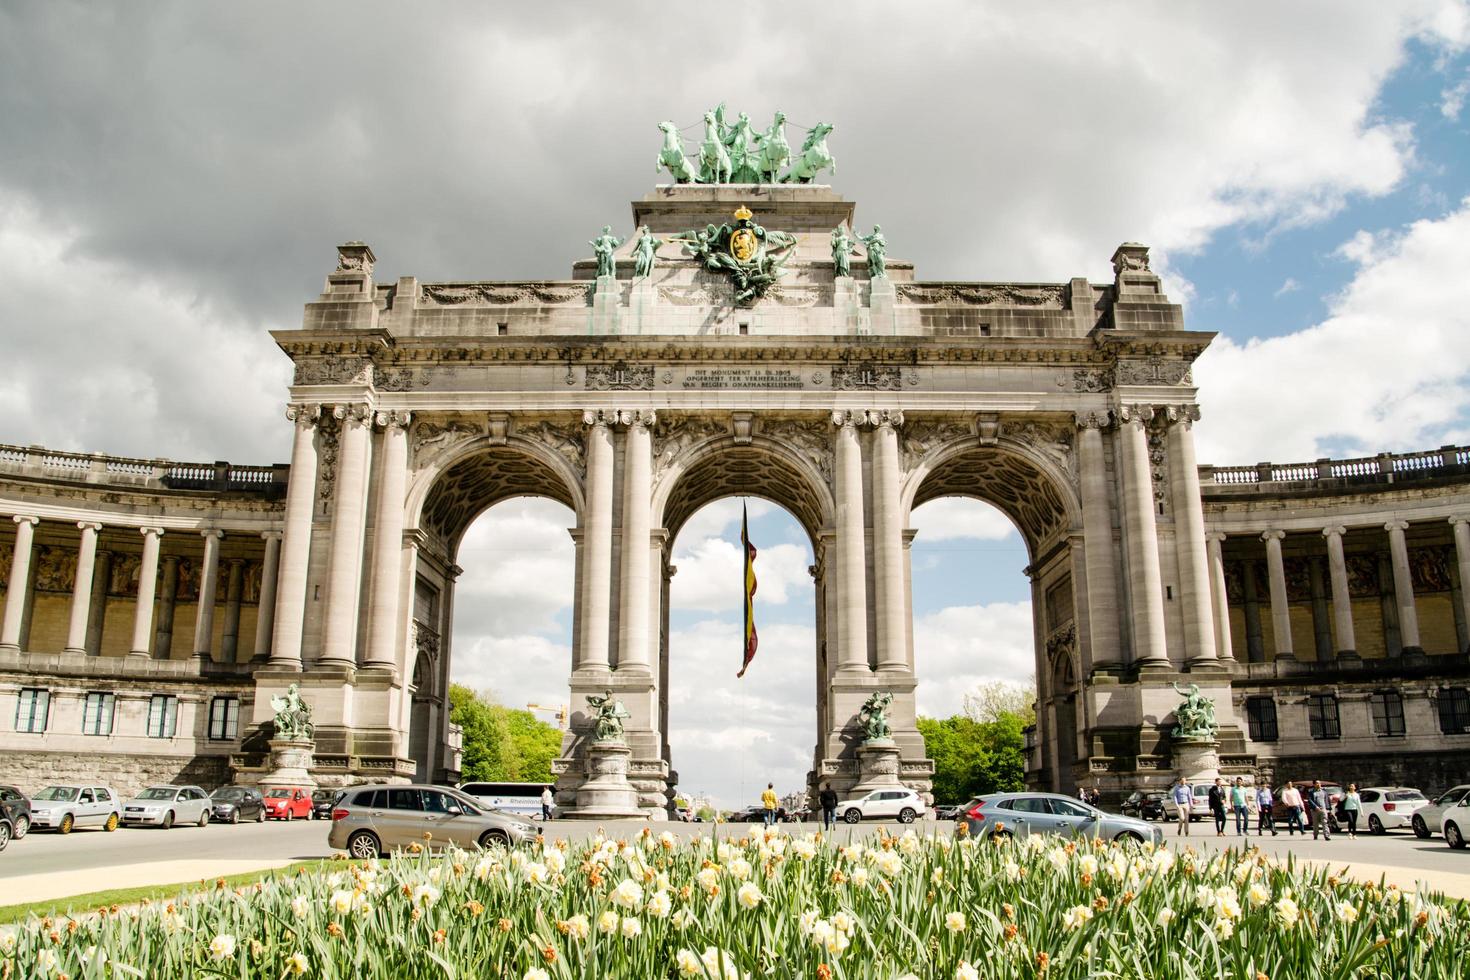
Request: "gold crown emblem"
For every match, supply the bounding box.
[733,205,753,221]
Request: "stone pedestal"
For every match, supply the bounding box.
[1172,738,1220,785]
[627,278,657,334]
[834,275,863,334]
[570,740,643,819]
[258,739,318,791]
[591,275,622,334]
[851,738,902,794]
[868,276,896,335]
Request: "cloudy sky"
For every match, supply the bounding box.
[5,2,1470,806]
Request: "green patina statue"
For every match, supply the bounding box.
[589,225,623,279]
[698,110,733,184]
[1170,682,1219,741]
[859,224,888,278]
[754,111,790,184]
[831,224,858,278]
[859,691,894,742]
[783,122,836,183]
[724,110,760,184]
[587,691,631,744]
[631,225,664,279]
[270,683,314,742]
[656,121,699,183]
[672,205,797,305]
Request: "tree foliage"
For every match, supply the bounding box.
[449,684,563,783]
[961,679,1036,726]
[919,693,1030,804]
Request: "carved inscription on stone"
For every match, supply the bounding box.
[585,362,655,391]
[679,368,805,390]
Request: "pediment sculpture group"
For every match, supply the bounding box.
[656,104,835,185]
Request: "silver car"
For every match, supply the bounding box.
[122,785,212,828]
[1412,784,1470,840]
[956,792,1164,844]
[28,785,122,834]
[327,784,539,859]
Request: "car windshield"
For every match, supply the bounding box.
[212,788,245,801]
[312,791,335,802]
[136,788,177,801]
[264,790,294,800]
[33,786,79,802]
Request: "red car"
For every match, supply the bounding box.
[262,787,312,821]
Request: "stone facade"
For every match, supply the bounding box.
[1,183,1467,810]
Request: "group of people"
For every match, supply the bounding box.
[1169,776,1365,840]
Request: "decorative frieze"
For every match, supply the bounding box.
[418,282,589,306]
[585,362,655,391]
[1115,357,1192,386]
[517,418,587,480]
[411,417,484,463]
[900,418,972,472]
[895,282,1066,308]
[1060,367,1113,392]
[293,356,373,386]
[651,416,726,483]
[761,417,835,488]
[831,361,903,391]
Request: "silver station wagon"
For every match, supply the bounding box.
[327,784,539,859]
[122,785,212,828]
[956,792,1165,844]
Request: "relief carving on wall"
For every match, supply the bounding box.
[410,417,485,468]
[651,416,727,483]
[1410,546,1453,593]
[316,413,341,506]
[375,366,427,392]
[32,545,77,594]
[419,283,589,306]
[1224,561,1244,605]
[1345,554,1381,599]
[1282,557,1313,603]
[760,417,835,489]
[109,553,142,598]
[1146,425,1168,504]
[293,356,373,386]
[896,283,1066,308]
[518,418,588,481]
[1115,357,1193,386]
[1058,367,1114,392]
[831,362,902,391]
[585,361,656,391]
[900,419,973,473]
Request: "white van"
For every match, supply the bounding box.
[456,782,555,818]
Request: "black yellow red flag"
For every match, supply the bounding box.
[737,501,758,677]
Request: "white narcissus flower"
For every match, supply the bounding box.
[209,934,237,960]
[1213,916,1234,940]
[696,867,721,895]
[612,877,644,909]
[285,952,310,976]
[736,882,764,909]
[563,914,590,940]
[524,862,548,884]
[621,917,643,939]
[330,888,353,914]
[850,866,871,888]
[412,883,440,908]
[956,962,980,980]
[598,910,620,934]
[1062,905,1094,930]
[699,946,741,980]
[1247,883,1271,908]
[875,851,903,876]
[671,908,696,929]
[36,949,59,974]
[1157,907,1175,926]
[1336,901,1359,923]
[474,858,496,881]
[798,908,821,934]
[1077,854,1099,877]
[727,858,753,880]
[1003,860,1022,882]
[945,911,967,933]
[543,848,565,874]
[676,949,702,976]
[523,969,550,980]
[1275,896,1301,928]
[831,911,855,935]
[791,839,817,861]
[0,931,17,955]
[647,890,672,919]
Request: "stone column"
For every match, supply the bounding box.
[833,411,869,672]
[1452,517,1470,650]
[129,527,164,658]
[85,550,111,655]
[319,404,374,668]
[270,403,321,670]
[365,410,412,672]
[1384,520,1422,654]
[1204,532,1234,661]
[154,556,180,658]
[578,410,615,671]
[193,529,224,660]
[1261,530,1293,659]
[1075,413,1120,669]
[1118,407,1168,668]
[1165,408,1217,665]
[64,522,103,654]
[220,559,246,661]
[871,410,907,671]
[1,516,40,651]
[253,531,282,661]
[1321,525,1357,656]
[617,411,655,672]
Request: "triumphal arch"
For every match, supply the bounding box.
[3,112,1468,810]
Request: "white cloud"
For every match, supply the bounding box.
[909,498,1017,542]
[1273,277,1300,298]
[452,499,576,639]
[451,633,571,714]
[913,602,1037,718]
[1195,197,1470,462]
[1441,75,1470,117]
[671,537,811,611]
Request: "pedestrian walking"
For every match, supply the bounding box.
[1170,777,1193,836]
[1230,778,1249,835]
[1342,783,1361,839]
[1280,781,1304,835]
[1208,778,1228,837]
[1255,783,1277,836]
[540,785,554,821]
[761,783,779,828]
[818,783,838,831]
[1307,780,1332,840]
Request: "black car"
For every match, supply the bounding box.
[0,812,12,852]
[1121,791,1167,821]
[209,786,266,824]
[311,789,340,820]
[0,785,32,840]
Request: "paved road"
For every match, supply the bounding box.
[1152,823,1470,877]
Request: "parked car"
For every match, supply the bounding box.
[0,785,32,840]
[934,803,964,821]
[837,788,925,824]
[327,784,538,859]
[726,806,766,823]
[262,787,312,821]
[1411,784,1470,839]
[456,782,555,818]
[1354,787,1429,835]
[123,785,211,828]
[1272,782,1344,833]
[28,785,121,834]
[1120,791,1167,821]
[1439,794,1470,849]
[957,792,1164,844]
[311,789,340,820]
[0,812,11,852]
[210,786,266,824]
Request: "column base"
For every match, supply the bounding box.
[1334,649,1361,663]
[126,649,151,658]
[0,644,18,653]
[62,646,86,656]
[265,657,303,671]
[1136,657,1172,675]
[359,661,398,677]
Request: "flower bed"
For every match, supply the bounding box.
[2,826,1466,978]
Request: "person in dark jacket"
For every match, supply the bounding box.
[1208,778,1228,837]
[818,783,838,831]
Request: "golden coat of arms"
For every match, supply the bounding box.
[729,205,758,262]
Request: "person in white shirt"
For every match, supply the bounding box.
[1279,781,1304,835]
[540,785,554,821]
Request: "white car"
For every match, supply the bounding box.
[122,785,212,829]
[1440,795,1470,849]
[837,788,925,824]
[28,785,122,834]
[1356,787,1429,834]
[1411,785,1470,840]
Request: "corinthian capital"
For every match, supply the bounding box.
[374,410,413,430]
[1161,404,1202,426]
[1073,410,1112,431]
[831,410,861,428]
[333,403,373,426]
[285,402,322,427]
[866,409,904,428]
[622,409,657,428]
[1117,403,1155,426]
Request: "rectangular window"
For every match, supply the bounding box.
[1370,690,1405,736]
[14,688,49,733]
[1307,694,1341,740]
[1244,696,1278,742]
[1439,687,1470,735]
[207,697,239,741]
[146,695,178,739]
[82,692,115,736]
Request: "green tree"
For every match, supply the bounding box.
[449,685,562,783]
[918,706,1029,804]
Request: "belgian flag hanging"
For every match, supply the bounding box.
[737,501,759,678]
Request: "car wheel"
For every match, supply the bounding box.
[256,808,265,823]
[347,831,381,859]
[0,822,9,852]
[898,808,916,824]
[1114,831,1144,843]
[1369,815,1384,835]
[284,808,293,822]
[478,830,510,849]
[162,811,174,830]
[104,813,118,832]
[229,810,239,825]
[58,813,74,835]
[1413,816,1430,839]
[12,815,28,840]
[843,809,861,825]
[197,809,209,828]
[1447,822,1466,850]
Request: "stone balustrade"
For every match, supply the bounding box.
[0,442,288,497]
[1202,445,1469,489]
